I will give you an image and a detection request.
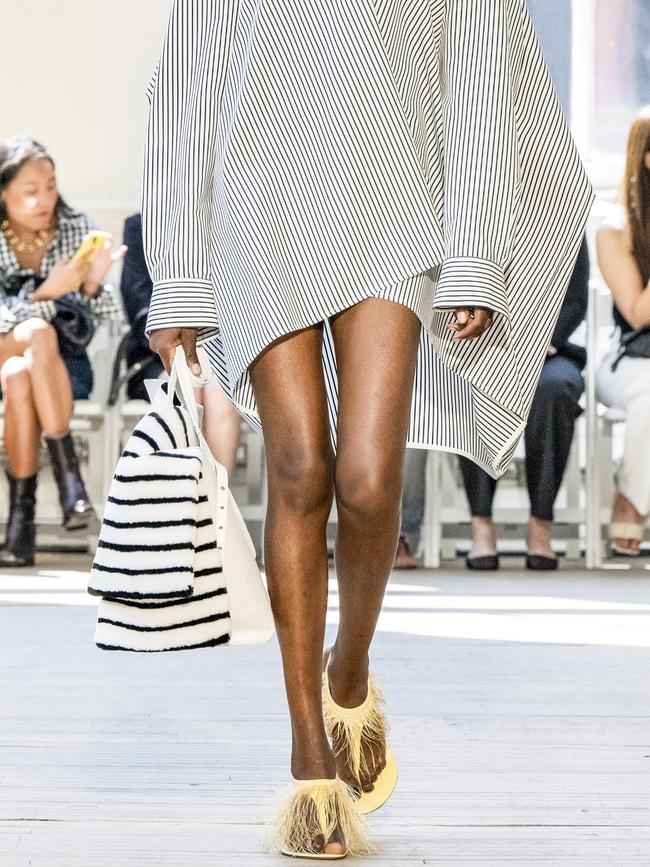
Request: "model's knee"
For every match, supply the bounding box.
[268,445,334,513]
[0,358,32,403]
[335,460,398,525]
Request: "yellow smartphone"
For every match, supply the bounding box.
[70,231,112,263]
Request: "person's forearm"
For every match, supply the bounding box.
[28,280,55,302]
[628,280,650,328]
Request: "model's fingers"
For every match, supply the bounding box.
[452,308,492,341]
[180,328,201,376]
[149,329,180,373]
[452,320,484,340]
[446,306,472,332]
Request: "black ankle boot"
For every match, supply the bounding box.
[45,433,95,530]
[0,472,37,567]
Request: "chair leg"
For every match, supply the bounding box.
[422,450,440,569]
[585,278,602,569]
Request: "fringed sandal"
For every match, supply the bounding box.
[266,776,372,860]
[322,663,398,815]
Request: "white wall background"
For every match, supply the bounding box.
[1,1,171,236]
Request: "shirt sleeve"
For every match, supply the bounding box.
[142,0,230,340]
[432,0,518,320]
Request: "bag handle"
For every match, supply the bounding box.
[167,345,212,435]
[167,345,231,551]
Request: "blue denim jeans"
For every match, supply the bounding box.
[401,447,429,553]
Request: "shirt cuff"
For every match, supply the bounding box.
[145,279,220,341]
[432,257,509,319]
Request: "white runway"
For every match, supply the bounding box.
[1,555,650,865]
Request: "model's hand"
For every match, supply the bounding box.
[149,327,202,375]
[447,306,494,341]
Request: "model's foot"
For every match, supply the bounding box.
[393,535,418,569]
[322,647,387,796]
[468,516,497,559]
[526,516,556,560]
[611,492,644,554]
[290,735,345,855]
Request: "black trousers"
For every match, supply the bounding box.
[458,354,583,522]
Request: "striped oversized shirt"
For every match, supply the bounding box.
[142,0,594,476]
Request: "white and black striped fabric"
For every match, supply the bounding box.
[142,0,594,477]
[89,398,231,652]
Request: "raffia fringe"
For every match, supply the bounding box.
[264,777,373,857]
[322,671,388,784]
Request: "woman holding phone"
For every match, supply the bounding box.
[143,0,592,858]
[0,136,124,567]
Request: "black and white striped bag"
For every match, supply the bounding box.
[88,347,274,651]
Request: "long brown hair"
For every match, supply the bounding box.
[622,106,650,283]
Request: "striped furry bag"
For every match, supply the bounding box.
[88,346,275,651]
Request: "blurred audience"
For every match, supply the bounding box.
[120,213,164,399]
[0,136,123,566]
[394,236,590,571]
[596,106,650,556]
[394,449,427,568]
[120,213,241,478]
[459,237,590,571]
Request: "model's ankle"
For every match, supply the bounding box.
[290,739,337,781]
[325,646,369,707]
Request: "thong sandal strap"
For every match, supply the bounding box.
[322,664,388,784]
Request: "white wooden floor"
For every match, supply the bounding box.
[1,555,650,866]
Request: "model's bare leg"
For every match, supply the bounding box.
[0,357,41,477]
[249,325,343,855]
[7,320,73,437]
[326,298,421,791]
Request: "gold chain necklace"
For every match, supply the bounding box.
[1,218,52,254]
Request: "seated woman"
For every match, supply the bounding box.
[0,136,123,566]
[456,236,590,570]
[596,107,650,556]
